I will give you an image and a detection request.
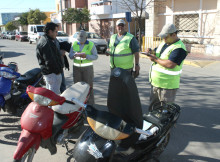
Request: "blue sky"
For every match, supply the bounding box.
[0,0,56,13]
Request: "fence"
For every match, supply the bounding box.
[142,36,162,51]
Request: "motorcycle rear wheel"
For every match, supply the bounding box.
[14,147,36,162]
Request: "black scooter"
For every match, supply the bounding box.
[70,68,181,162]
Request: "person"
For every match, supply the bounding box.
[69,30,98,105]
[59,41,71,93]
[36,22,63,94]
[106,19,143,155]
[145,23,187,109]
[106,19,140,78]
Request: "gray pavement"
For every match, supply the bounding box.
[0,39,220,162]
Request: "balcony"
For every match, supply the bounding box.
[90,1,112,15]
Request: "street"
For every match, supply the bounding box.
[0,39,220,162]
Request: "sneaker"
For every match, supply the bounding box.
[115,146,135,155]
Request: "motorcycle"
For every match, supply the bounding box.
[0,55,44,116]
[13,82,91,161]
[70,68,181,162]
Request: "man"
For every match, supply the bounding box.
[106,19,143,155]
[69,30,98,105]
[146,23,187,109]
[106,19,140,78]
[36,22,63,94]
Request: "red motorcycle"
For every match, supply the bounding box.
[13,82,90,161]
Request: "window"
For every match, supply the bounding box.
[175,14,199,35]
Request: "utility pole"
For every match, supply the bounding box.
[60,0,64,31]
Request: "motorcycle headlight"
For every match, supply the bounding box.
[27,85,65,106]
[0,71,18,79]
[87,117,130,140]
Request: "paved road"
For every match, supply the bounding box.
[0,39,220,162]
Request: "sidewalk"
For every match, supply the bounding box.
[140,53,220,68]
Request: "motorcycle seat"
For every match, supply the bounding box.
[17,68,42,85]
[52,82,90,114]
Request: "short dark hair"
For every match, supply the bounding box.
[44,22,58,34]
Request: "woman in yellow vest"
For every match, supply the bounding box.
[69,30,98,105]
[145,24,187,110]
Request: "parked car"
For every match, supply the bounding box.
[56,31,70,42]
[15,31,28,42]
[5,31,11,39]
[69,32,107,53]
[8,32,16,40]
[0,32,7,39]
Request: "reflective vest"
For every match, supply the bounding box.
[109,33,134,69]
[72,41,94,67]
[149,40,187,89]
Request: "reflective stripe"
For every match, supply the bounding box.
[109,53,133,57]
[74,57,86,60]
[152,66,182,75]
[73,62,93,67]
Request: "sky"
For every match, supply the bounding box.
[0,0,56,13]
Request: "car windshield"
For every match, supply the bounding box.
[20,32,27,35]
[37,26,44,32]
[87,33,102,39]
[57,31,68,36]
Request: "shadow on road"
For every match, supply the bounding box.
[0,114,21,146]
[0,51,25,59]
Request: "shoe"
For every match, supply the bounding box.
[115,146,135,155]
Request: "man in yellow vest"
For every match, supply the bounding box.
[106,19,140,77]
[69,30,98,105]
[145,24,187,110]
[106,19,142,155]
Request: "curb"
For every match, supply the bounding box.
[140,54,219,68]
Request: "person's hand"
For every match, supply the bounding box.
[133,64,140,78]
[75,52,86,58]
[147,54,158,62]
[105,49,110,56]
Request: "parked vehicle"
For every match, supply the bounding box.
[0,31,7,39]
[8,32,16,40]
[56,31,70,42]
[28,25,45,44]
[69,32,107,53]
[13,82,91,161]
[15,31,28,42]
[5,31,11,39]
[70,68,181,162]
[0,56,45,116]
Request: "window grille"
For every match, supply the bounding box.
[175,14,199,36]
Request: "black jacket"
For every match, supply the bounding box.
[36,35,63,75]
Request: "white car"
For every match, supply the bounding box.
[69,32,107,53]
[56,31,70,42]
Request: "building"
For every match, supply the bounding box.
[145,0,220,56]
[0,12,21,31]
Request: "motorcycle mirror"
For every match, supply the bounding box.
[85,105,135,140]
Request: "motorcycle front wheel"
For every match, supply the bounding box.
[14,147,36,162]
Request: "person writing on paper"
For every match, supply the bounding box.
[145,24,187,109]
[69,30,98,105]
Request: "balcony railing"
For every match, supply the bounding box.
[90,1,112,15]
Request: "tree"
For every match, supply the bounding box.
[118,0,165,50]
[27,9,47,24]
[19,12,29,26]
[63,8,90,30]
[5,21,17,31]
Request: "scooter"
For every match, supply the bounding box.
[13,82,91,162]
[0,56,44,116]
[70,68,181,162]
